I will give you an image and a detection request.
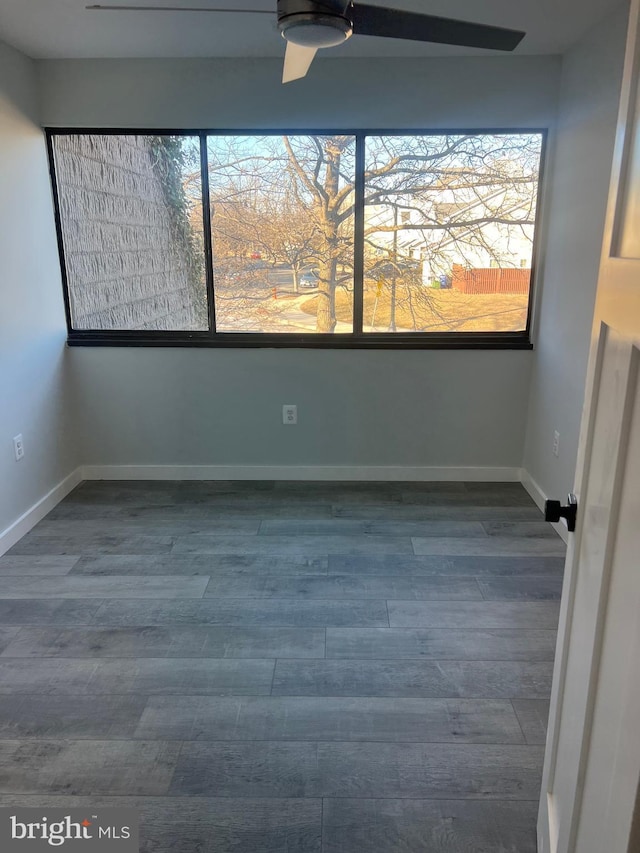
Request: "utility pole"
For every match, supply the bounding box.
[389,204,398,332]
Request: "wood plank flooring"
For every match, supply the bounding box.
[0,480,565,852]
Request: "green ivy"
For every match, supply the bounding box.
[148,136,207,326]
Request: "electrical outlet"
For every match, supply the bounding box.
[13,434,24,462]
[553,430,560,458]
[283,404,297,425]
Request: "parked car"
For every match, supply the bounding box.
[369,258,420,278]
[299,271,319,288]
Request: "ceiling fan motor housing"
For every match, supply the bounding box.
[277,0,353,47]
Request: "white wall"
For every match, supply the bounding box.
[523,5,628,501]
[37,55,560,474]
[39,55,559,130]
[0,40,79,542]
[70,348,531,472]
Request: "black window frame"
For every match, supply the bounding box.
[45,126,548,350]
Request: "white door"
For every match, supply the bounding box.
[538,2,640,851]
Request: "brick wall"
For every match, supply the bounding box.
[54,134,205,330]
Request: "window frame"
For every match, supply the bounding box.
[45,126,548,350]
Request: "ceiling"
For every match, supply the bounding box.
[0,0,622,60]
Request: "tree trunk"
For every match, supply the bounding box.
[292,266,299,294]
[316,257,337,332]
[315,138,348,333]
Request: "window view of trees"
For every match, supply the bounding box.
[363,134,542,333]
[50,130,544,342]
[207,135,355,333]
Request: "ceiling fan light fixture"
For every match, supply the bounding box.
[279,13,352,48]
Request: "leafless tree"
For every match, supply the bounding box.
[204,133,542,332]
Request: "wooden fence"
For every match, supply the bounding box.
[451,264,531,294]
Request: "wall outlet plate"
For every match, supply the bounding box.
[283,405,297,425]
[13,434,24,461]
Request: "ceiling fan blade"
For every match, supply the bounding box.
[351,4,525,51]
[86,4,272,12]
[282,42,318,83]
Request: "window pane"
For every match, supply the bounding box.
[207,135,355,333]
[52,134,208,331]
[363,133,543,333]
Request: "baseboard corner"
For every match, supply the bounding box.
[520,468,569,544]
[0,467,84,557]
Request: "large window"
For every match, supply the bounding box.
[48,129,545,347]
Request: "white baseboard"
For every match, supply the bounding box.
[520,469,569,544]
[80,464,523,483]
[0,467,83,557]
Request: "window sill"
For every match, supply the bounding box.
[66,332,533,350]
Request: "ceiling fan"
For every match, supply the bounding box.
[86,0,526,83]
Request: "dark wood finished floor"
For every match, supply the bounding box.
[0,480,565,852]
